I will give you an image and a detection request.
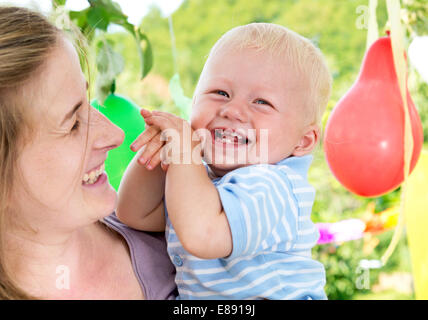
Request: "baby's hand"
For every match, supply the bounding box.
[140,109,203,167]
[130,109,168,171]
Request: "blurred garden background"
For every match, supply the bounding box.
[5,0,427,299]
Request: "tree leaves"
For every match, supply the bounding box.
[402,0,428,37]
[66,0,154,103]
[136,30,154,79]
[87,6,110,31]
[95,40,124,103]
[52,0,67,8]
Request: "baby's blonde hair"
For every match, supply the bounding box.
[206,23,332,127]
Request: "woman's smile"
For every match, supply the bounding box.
[82,163,106,186]
[82,172,108,188]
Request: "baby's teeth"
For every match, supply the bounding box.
[213,129,248,145]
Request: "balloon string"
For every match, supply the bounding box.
[168,15,178,75]
[381,0,414,266]
[366,0,379,51]
[381,181,408,265]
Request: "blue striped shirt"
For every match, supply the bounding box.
[165,155,327,300]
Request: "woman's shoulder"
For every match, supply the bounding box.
[102,213,177,300]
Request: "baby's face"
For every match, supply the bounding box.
[191,46,311,177]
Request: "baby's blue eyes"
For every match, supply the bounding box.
[255,99,269,105]
[216,90,229,97]
[213,91,273,108]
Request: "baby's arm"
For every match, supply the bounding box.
[116,121,166,232]
[166,162,233,259]
[141,110,233,259]
[117,148,165,231]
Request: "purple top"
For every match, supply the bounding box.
[102,213,177,300]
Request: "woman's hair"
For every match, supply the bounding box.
[0,6,61,300]
[203,23,332,127]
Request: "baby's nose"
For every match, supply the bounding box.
[219,101,249,123]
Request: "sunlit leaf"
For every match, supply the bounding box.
[52,0,67,8]
[87,7,109,31]
[95,40,124,103]
[133,30,154,79]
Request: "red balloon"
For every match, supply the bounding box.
[323,36,424,197]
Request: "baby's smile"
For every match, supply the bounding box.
[199,126,267,172]
[211,127,250,146]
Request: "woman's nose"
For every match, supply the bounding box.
[90,107,125,152]
[218,100,249,123]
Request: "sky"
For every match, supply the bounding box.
[0,0,184,24]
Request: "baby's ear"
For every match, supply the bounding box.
[291,125,320,157]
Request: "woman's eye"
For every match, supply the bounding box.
[216,90,229,98]
[71,120,80,132]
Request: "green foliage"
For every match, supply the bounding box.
[315,240,366,300]
[52,0,67,8]
[95,40,124,102]
[137,31,154,78]
[62,0,153,103]
[313,229,413,300]
[402,0,428,36]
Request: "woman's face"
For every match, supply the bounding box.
[11,37,124,233]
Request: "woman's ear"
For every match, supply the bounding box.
[291,125,320,157]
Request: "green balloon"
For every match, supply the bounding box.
[91,94,145,191]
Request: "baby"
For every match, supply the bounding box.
[117,23,332,300]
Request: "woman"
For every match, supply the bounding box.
[0,6,176,299]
